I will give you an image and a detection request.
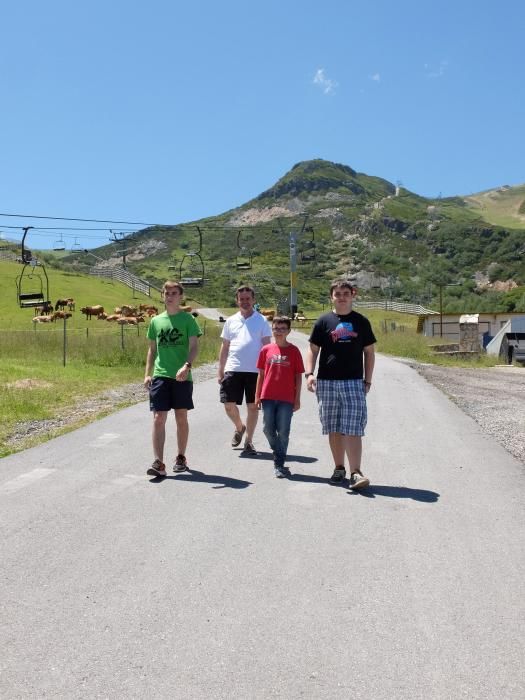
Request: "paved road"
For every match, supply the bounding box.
[1,331,524,699]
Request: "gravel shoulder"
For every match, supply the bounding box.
[4,360,525,466]
[409,362,525,466]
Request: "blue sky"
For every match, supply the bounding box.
[1,0,524,249]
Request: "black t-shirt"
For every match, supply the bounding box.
[309,310,376,380]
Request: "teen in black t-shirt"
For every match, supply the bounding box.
[305,281,376,489]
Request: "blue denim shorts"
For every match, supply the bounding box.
[316,379,367,436]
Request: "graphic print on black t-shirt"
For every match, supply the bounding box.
[330,321,358,343]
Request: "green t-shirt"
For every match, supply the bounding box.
[147,310,202,379]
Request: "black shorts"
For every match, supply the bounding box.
[149,377,194,412]
[219,371,258,405]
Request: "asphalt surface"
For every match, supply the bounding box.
[1,329,524,699]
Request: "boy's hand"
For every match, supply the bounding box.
[175,365,190,382]
[306,375,316,393]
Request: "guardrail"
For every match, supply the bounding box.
[89,266,161,297]
[354,300,438,315]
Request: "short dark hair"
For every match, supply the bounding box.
[163,280,184,295]
[272,315,291,329]
[236,285,255,299]
[330,279,356,296]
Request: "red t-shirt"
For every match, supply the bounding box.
[256,343,305,404]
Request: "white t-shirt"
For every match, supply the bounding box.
[221,311,272,373]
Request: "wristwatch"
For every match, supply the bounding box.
[184,361,192,368]
[305,373,314,378]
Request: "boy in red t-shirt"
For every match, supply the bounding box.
[255,316,305,477]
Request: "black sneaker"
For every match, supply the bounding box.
[274,466,286,478]
[349,471,370,490]
[242,441,257,456]
[329,466,346,484]
[147,459,167,477]
[173,454,189,473]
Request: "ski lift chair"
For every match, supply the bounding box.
[16,263,50,308]
[53,235,66,251]
[179,252,205,287]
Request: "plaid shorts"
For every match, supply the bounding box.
[316,379,367,436]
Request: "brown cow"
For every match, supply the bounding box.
[55,298,74,311]
[261,308,276,321]
[34,301,54,316]
[117,316,139,325]
[32,315,55,324]
[80,305,105,320]
[139,303,158,315]
[52,311,72,321]
[120,305,137,316]
[105,314,121,322]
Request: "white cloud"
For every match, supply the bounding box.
[425,60,449,78]
[370,73,381,82]
[313,68,338,95]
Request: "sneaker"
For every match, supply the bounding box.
[231,425,246,447]
[173,454,189,473]
[274,466,286,478]
[147,459,167,477]
[242,441,257,456]
[349,470,370,490]
[329,466,346,484]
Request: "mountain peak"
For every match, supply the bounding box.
[255,158,393,202]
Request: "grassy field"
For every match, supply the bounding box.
[464,184,525,229]
[0,260,501,456]
[0,260,220,456]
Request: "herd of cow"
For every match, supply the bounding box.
[31,301,197,325]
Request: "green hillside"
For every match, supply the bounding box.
[464,184,525,229]
[33,159,525,313]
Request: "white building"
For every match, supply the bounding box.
[420,311,525,347]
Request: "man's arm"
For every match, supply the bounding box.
[176,335,199,381]
[144,339,157,389]
[254,369,264,408]
[363,343,375,394]
[218,338,230,383]
[305,342,320,392]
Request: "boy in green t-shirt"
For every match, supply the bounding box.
[144,281,202,478]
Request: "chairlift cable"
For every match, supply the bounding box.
[0,212,158,225]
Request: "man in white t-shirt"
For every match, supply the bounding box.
[218,285,271,455]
